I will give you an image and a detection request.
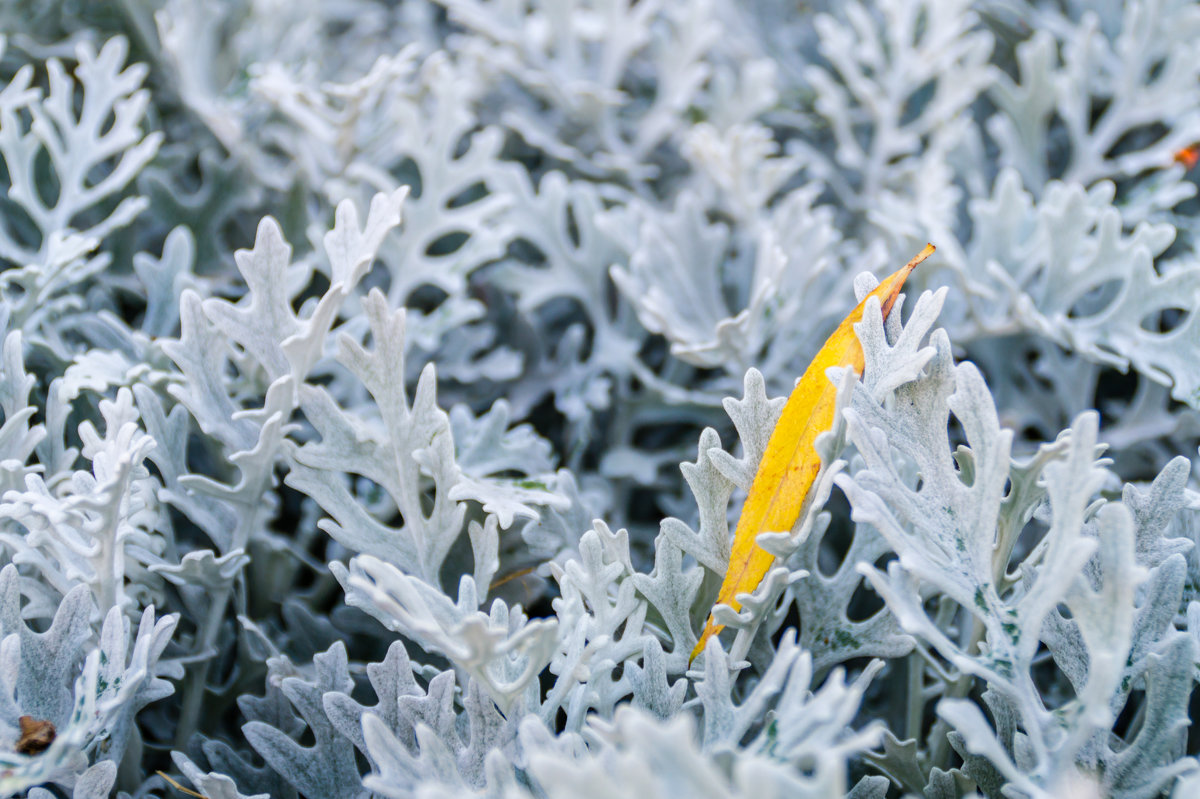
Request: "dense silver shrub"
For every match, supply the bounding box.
[1,1,1200,797]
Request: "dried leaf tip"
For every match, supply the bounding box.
[1174,144,1199,170]
[689,243,934,665]
[15,715,56,755]
[157,771,212,799]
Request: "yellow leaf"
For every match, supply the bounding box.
[690,244,935,663]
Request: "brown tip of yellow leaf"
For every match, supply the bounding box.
[903,243,936,279]
[878,243,934,315]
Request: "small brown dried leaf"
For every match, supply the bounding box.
[15,715,56,755]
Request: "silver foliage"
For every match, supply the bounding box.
[0,1,1199,797]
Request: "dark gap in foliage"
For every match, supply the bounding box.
[645,139,696,201]
[255,139,291,180]
[1146,57,1167,82]
[963,336,1066,450]
[111,284,148,332]
[636,333,670,372]
[217,214,259,273]
[1045,111,1072,180]
[563,201,581,249]
[451,129,476,161]
[839,654,890,686]
[947,417,970,488]
[854,653,915,752]
[946,412,968,450]
[525,591,558,623]
[424,230,469,257]
[170,149,207,194]
[1106,122,1168,161]
[182,429,221,480]
[1095,365,1140,431]
[292,719,318,750]
[1010,515,1048,572]
[627,487,664,532]
[817,487,854,578]
[505,235,548,266]
[1186,689,1200,753]
[32,146,60,209]
[911,3,929,44]
[566,409,607,475]
[301,369,337,391]
[0,151,32,252]
[1030,641,1067,709]
[1087,97,1112,132]
[288,401,323,454]
[899,78,937,128]
[300,268,331,311]
[446,180,487,209]
[631,420,695,452]
[603,263,622,321]
[1020,425,1045,443]
[1067,280,1122,320]
[1139,306,1188,335]
[535,297,595,357]
[358,253,393,298]
[1112,688,1146,739]
[498,128,550,183]
[525,392,569,469]
[417,478,436,518]
[84,159,116,196]
[773,599,802,646]
[407,283,450,315]
[845,555,891,622]
[352,748,373,783]
[392,156,422,198]
[921,594,955,640]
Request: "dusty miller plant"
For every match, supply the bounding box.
[1,0,1200,797]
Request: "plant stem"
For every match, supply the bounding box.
[906,651,926,742]
[927,615,986,770]
[174,497,262,748]
[173,578,236,749]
